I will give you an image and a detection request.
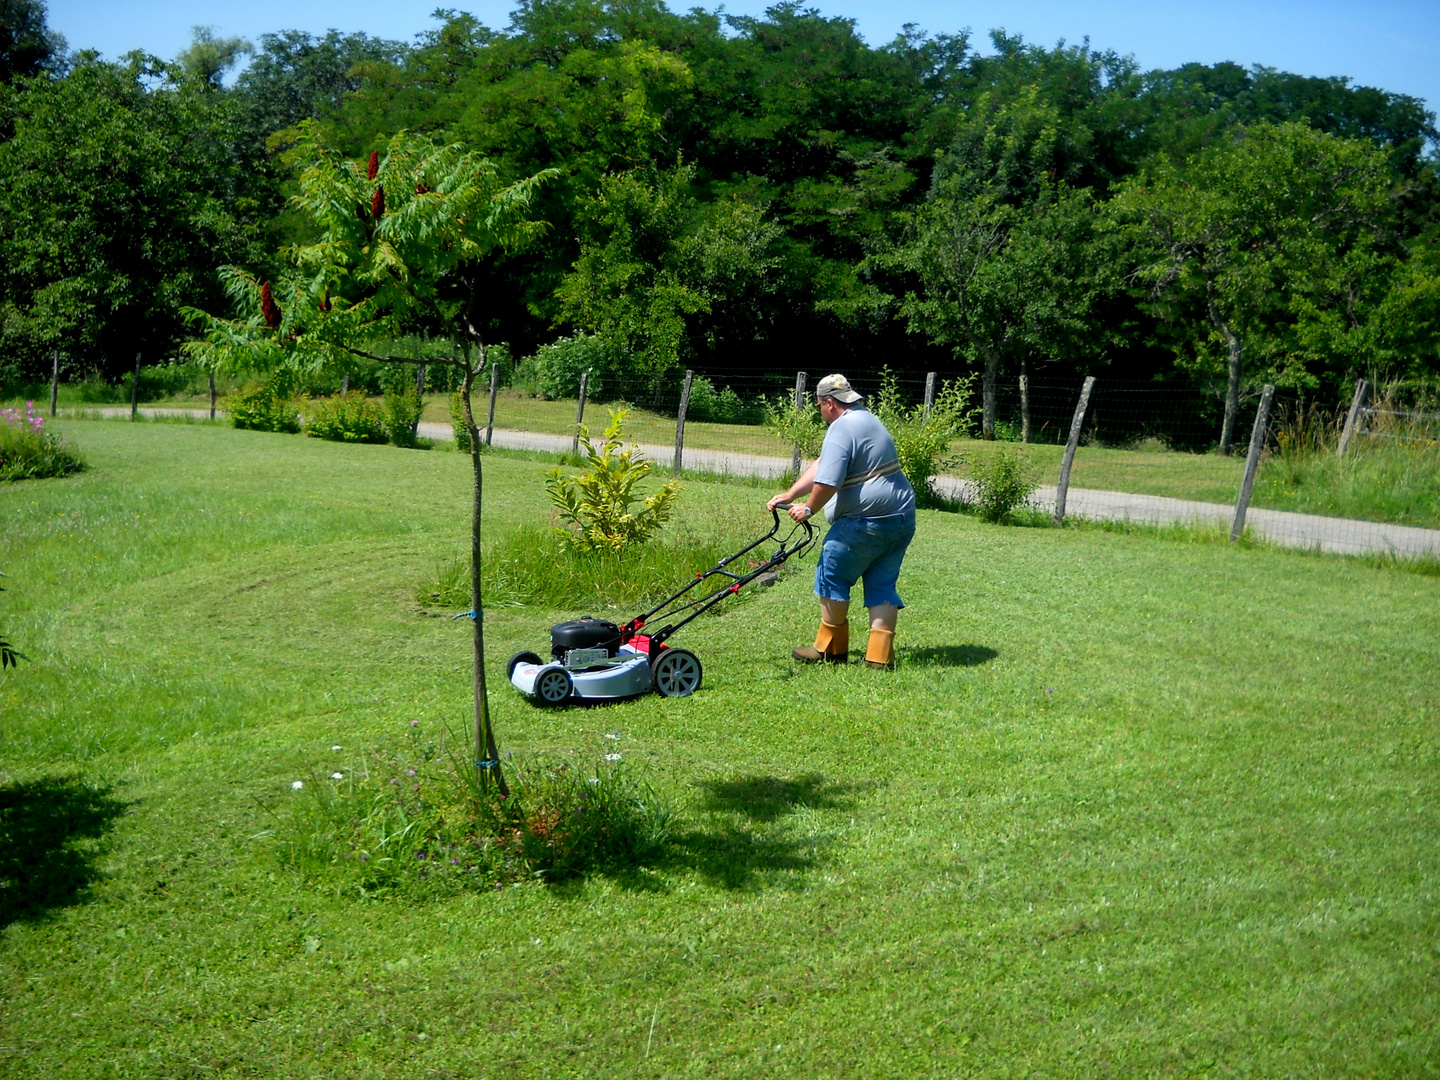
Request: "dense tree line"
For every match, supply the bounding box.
[1,0,1436,436]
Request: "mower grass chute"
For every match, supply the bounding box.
[507,505,816,705]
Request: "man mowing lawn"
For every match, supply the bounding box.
[768,373,916,668]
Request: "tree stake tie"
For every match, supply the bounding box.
[475,759,499,770]
[452,609,482,621]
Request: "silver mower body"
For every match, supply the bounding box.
[510,644,653,703]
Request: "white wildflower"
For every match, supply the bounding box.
[291,780,304,790]
[604,753,622,762]
[330,772,344,781]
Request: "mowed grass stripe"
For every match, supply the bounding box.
[1,421,1436,1078]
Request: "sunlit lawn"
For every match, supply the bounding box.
[2,421,1436,1077]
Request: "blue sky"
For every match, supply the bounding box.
[46,1,1440,114]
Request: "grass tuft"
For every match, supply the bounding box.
[275,723,674,895]
[418,521,774,611]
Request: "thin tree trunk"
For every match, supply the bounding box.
[1019,355,1031,444]
[1208,285,1243,455]
[413,363,426,440]
[981,346,999,440]
[460,355,507,798]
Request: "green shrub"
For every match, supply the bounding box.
[304,394,388,443]
[871,369,978,506]
[686,376,757,424]
[0,403,85,481]
[378,365,423,447]
[278,722,674,895]
[513,334,620,400]
[546,409,681,552]
[224,383,300,433]
[449,390,472,449]
[970,450,1040,523]
[764,393,826,459]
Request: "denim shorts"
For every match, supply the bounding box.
[813,512,916,608]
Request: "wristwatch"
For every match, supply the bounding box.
[801,505,813,518]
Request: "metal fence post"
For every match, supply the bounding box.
[791,371,807,477]
[1231,384,1276,543]
[50,349,59,417]
[130,352,141,419]
[923,371,937,421]
[485,361,499,446]
[1337,378,1369,459]
[1053,376,1095,525]
[673,369,694,476]
[572,370,590,456]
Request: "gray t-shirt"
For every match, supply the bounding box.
[814,406,916,520]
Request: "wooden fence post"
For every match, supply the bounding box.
[1019,358,1031,443]
[130,352,141,419]
[49,349,59,417]
[791,371,807,477]
[673,369,694,476]
[1053,376,1095,525]
[340,373,349,396]
[572,370,590,456]
[923,371,937,421]
[1231,384,1276,543]
[484,361,499,446]
[1337,378,1369,459]
[209,371,217,420]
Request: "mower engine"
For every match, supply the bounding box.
[549,616,622,665]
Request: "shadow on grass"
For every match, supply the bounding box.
[0,776,127,928]
[656,772,870,890]
[694,772,863,822]
[902,644,999,667]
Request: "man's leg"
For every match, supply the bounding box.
[795,597,849,663]
[864,603,898,668]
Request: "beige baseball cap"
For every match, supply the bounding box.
[815,374,862,403]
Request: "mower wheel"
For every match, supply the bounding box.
[507,650,543,679]
[651,648,703,698]
[533,666,574,706]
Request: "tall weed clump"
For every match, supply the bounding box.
[276,722,674,895]
[418,523,754,610]
[871,369,977,507]
[1260,388,1440,527]
[0,403,84,481]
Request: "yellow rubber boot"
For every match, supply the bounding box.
[793,620,849,664]
[864,628,895,669]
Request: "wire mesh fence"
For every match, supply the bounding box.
[453,365,1440,559]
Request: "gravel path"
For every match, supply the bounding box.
[90,409,1440,558]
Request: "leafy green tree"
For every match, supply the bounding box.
[175,25,251,88]
[1110,121,1398,451]
[892,85,1109,437]
[0,54,264,379]
[0,0,63,83]
[557,164,781,398]
[186,128,556,794]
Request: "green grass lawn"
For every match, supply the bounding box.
[3,422,1437,1078]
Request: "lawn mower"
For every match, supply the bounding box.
[507,505,817,705]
